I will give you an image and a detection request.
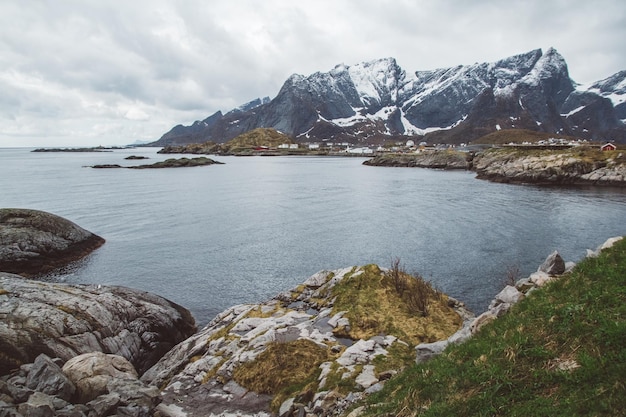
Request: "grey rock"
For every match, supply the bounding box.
[0,401,19,417]
[17,392,55,417]
[0,208,105,277]
[115,404,152,417]
[489,285,524,310]
[538,251,566,275]
[279,397,295,417]
[470,311,497,335]
[415,340,448,364]
[355,365,378,389]
[85,393,120,417]
[25,354,75,402]
[6,378,31,403]
[0,273,196,375]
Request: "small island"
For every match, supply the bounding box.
[91,157,224,169]
[32,146,127,152]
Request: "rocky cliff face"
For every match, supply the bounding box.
[150,48,626,147]
[0,272,197,376]
[0,208,105,277]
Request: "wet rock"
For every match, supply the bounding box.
[0,208,105,277]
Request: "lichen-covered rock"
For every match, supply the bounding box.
[0,273,196,375]
[0,208,105,277]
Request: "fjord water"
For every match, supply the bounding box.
[2,147,626,325]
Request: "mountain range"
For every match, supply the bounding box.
[150,48,626,146]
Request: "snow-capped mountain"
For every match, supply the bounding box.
[152,48,626,146]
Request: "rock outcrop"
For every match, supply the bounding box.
[363,150,472,169]
[0,272,197,376]
[472,147,626,185]
[141,265,468,417]
[0,208,105,277]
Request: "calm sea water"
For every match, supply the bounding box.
[2,147,626,325]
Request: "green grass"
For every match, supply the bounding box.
[361,238,626,417]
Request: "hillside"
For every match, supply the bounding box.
[359,238,626,416]
[157,127,294,155]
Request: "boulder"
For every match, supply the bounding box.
[489,285,525,309]
[17,392,56,417]
[0,273,196,375]
[62,353,138,403]
[415,340,448,364]
[25,354,75,402]
[538,250,566,275]
[0,208,105,277]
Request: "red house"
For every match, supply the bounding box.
[601,143,617,151]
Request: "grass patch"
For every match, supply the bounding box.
[363,238,626,416]
[232,339,333,411]
[330,264,461,345]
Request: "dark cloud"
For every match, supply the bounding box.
[0,0,624,146]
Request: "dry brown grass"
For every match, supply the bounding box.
[332,264,462,345]
[232,339,331,395]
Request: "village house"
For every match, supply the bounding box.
[601,143,617,151]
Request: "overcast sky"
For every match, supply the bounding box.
[1,0,625,147]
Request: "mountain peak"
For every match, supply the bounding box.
[151,48,626,146]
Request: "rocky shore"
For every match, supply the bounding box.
[363,147,626,186]
[1,209,623,416]
[472,147,626,186]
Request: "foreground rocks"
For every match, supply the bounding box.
[1,352,161,417]
[0,208,105,277]
[0,272,196,376]
[141,265,468,417]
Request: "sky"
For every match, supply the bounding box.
[1,0,625,147]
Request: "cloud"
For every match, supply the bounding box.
[0,0,624,146]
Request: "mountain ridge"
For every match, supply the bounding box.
[150,48,626,146]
